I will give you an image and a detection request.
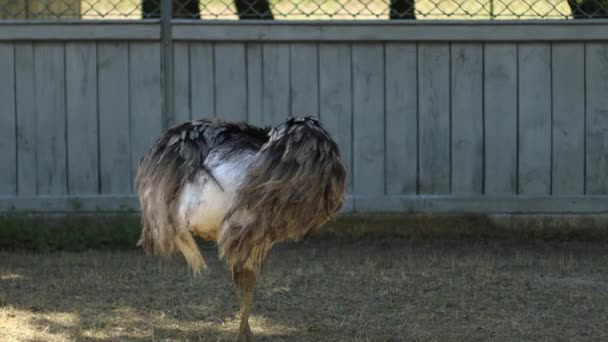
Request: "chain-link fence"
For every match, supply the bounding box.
[0,0,606,19]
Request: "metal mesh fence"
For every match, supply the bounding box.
[0,0,606,19]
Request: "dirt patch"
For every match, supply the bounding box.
[1,236,607,341]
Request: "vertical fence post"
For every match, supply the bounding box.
[160,0,174,129]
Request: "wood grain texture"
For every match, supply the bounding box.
[246,43,263,126]
[98,42,131,194]
[518,43,551,195]
[385,43,417,195]
[65,42,98,195]
[190,42,215,119]
[0,23,160,41]
[14,43,36,196]
[34,42,66,196]
[354,195,608,214]
[129,42,162,192]
[0,43,17,196]
[552,43,585,195]
[352,44,384,196]
[290,43,319,117]
[585,43,608,195]
[173,42,191,123]
[418,43,450,194]
[171,22,608,42]
[262,43,290,126]
[484,44,518,195]
[214,43,247,122]
[319,43,353,192]
[451,43,483,195]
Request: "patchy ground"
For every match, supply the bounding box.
[1,235,607,341]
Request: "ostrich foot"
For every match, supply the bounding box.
[237,324,253,341]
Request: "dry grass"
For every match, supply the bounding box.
[1,233,607,341]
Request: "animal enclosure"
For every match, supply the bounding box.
[0,21,608,214]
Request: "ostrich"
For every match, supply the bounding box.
[136,116,347,341]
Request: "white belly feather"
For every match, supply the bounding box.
[177,151,254,240]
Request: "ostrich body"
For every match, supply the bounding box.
[136,116,347,341]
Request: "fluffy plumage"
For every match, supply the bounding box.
[136,116,346,341]
[218,117,346,272]
[136,119,270,271]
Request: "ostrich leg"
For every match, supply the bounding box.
[232,267,256,341]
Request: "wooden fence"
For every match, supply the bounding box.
[1,21,607,213]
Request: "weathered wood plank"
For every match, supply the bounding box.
[484,44,518,195]
[129,42,162,191]
[262,43,290,126]
[0,22,607,44]
[214,43,247,122]
[290,43,319,116]
[385,43,417,195]
[14,43,36,196]
[354,195,608,214]
[65,42,98,195]
[34,43,66,196]
[0,23,160,41]
[518,43,551,195]
[319,43,353,192]
[246,43,263,126]
[173,42,191,123]
[418,43,450,194]
[0,195,140,213]
[171,22,608,43]
[98,42,131,194]
[352,44,384,197]
[451,43,483,195]
[0,43,17,196]
[552,43,585,195]
[0,194,353,214]
[0,22,604,44]
[585,43,608,195]
[2,194,608,215]
[189,42,214,119]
